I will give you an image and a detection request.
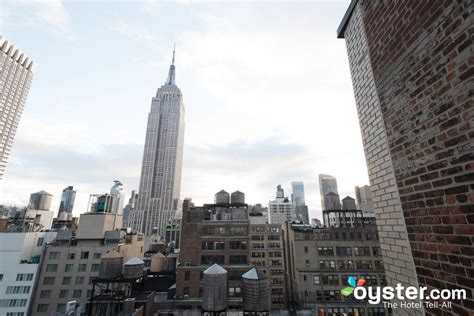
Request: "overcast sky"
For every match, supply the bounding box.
[0,0,368,220]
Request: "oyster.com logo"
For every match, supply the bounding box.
[341,276,365,297]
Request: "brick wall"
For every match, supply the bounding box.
[343,4,423,316]
[343,0,473,315]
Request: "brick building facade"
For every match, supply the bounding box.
[338,0,473,315]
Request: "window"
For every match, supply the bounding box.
[336,247,352,256]
[319,260,336,270]
[6,286,30,294]
[201,255,224,265]
[91,264,100,272]
[328,307,345,314]
[57,304,66,312]
[62,277,71,285]
[184,271,190,281]
[46,264,58,272]
[313,275,320,285]
[6,312,25,316]
[40,290,51,299]
[75,276,85,285]
[78,264,87,272]
[268,235,280,240]
[304,246,308,253]
[36,304,49,312]
[348,307,365,316]
[0,299,27,307]
[338,260,354,270]
[323,290,340,301]
[73,290,82,298]
[322,275,339,285]
[93,253,102,260]
[229,241,247,250]
[251,235,264,241]
[368,307,386,316]
[0,274,3,281]
[87,290,93,298]
[251,243,265,249]
[354,247,371,256]
[42,277,55,285]
[48,252,60,259]
[89,277,94,284]
[356,260,373,270]
[67,253,75,260]
[59,290,69,298]
[65,264,74,272]
[80,251,89,259]
[374,260,384,270]
[228,287,241,297]
[317,247,334,256]
[201,241,225,250]
[229,255,247,264]
[372,247,381,256]
[16,274,33,281]
[36,238,44,247]
[251,251,265,258]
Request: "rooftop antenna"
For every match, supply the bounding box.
[172,43,175,65]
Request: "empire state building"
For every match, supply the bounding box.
[129,48,185,237]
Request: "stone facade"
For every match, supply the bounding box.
[284,223,386,315]
[339,0,473,315]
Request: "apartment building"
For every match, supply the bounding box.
[284,222,387,316]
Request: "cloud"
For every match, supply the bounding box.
[1,0,74,40]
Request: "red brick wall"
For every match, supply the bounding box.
[360,0,473,314]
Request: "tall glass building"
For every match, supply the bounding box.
[58,185,76,215]
[318,174,339,210]
[0,37,35,179]
[129,49,185,237]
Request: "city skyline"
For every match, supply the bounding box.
[0,1,368,220]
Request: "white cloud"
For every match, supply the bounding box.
[2,0,74,39]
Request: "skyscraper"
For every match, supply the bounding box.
[338,0,472,314]
[129,48,185,237]
[291,181,309,224]
[0,37,35,179]
[355,185,374,218]
[318,174,338,210]
[58,185,76,215]
[290,181,305,205]
[110,180,125,214]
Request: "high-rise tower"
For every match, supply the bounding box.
[58,185,76,215]
[0,37,35,179]
[129,48,185,237]
[318,174,338,210]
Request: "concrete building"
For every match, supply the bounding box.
[175,198,251,310]
[176,193,287,310]
[354,185,375,218]
[284,222,386,315]
[58,186,76,215]
[338,1,472,314]
[0,231,56,316]
[248,214,286,309]
[268,185,295,225]
[318,175,338,211]
[129,47,185,237]
[0,37,35,179]
[30,212,144,315]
